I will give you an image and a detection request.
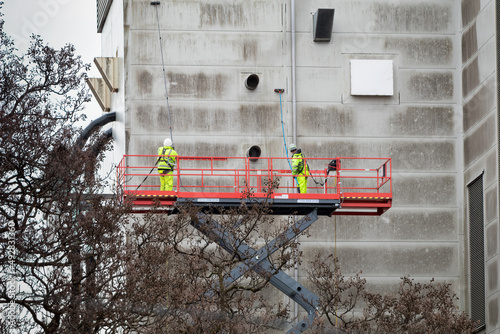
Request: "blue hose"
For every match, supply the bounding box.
[278,91,298,187]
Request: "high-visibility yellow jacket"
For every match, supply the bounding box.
[157,146,178,172]
[292,151,308,175]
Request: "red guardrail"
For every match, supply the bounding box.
[117,155,391,196]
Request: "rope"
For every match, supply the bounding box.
[153,2,174,143]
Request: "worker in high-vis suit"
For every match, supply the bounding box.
[157,138,178,191]
[290,143,309,193]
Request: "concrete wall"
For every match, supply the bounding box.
[100,0,126,161]
[124,0,288,161]
[293,0,464,324]
[98,0,499,331]
[462,0,499,331]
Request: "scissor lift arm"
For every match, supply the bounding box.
[193,209,322,334]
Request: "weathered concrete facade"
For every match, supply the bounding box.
[95,0,499,332]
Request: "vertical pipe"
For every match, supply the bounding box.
[291,0,298,323]
[291,0,297,144]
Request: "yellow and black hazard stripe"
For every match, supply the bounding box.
[136,194,177,199]
[342,196,391,200]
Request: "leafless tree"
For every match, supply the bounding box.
[0,20,296,330]
[0,7,132,333]
[0,10,293,330]
[119,186,299,333]
[308,254,478,334]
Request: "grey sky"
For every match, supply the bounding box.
[2,0,102,121]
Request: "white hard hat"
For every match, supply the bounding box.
[163,138,172,147]
[289,143,297,151]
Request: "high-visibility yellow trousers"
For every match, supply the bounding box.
[159,170,174,191]
[296,174,308,194]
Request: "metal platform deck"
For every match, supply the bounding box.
[119,155,392,216]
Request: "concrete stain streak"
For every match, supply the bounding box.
[374,3,451,32]
[199,3,245,27]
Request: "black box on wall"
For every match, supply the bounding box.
[313,8,335,42]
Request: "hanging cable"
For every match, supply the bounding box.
[152,2,174,143]
[308,169,326,187]
[135,162,159,190]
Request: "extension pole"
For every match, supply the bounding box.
[274,88,289,159]
[152,1,174,143]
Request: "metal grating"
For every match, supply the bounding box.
[468,175,485,330]
[96,0,113,33]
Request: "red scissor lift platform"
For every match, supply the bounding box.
[118,155,392,216]
[117,155,392,333]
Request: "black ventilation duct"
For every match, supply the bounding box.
[77,112,116,149]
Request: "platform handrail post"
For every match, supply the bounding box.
[389,158,392,194]
[176,156,180,193]
[268,157,274,193]
[335,158,340,195]
[246,157,250,191]
[236,163,240,193]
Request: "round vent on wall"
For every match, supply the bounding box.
[245,74,259,90]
